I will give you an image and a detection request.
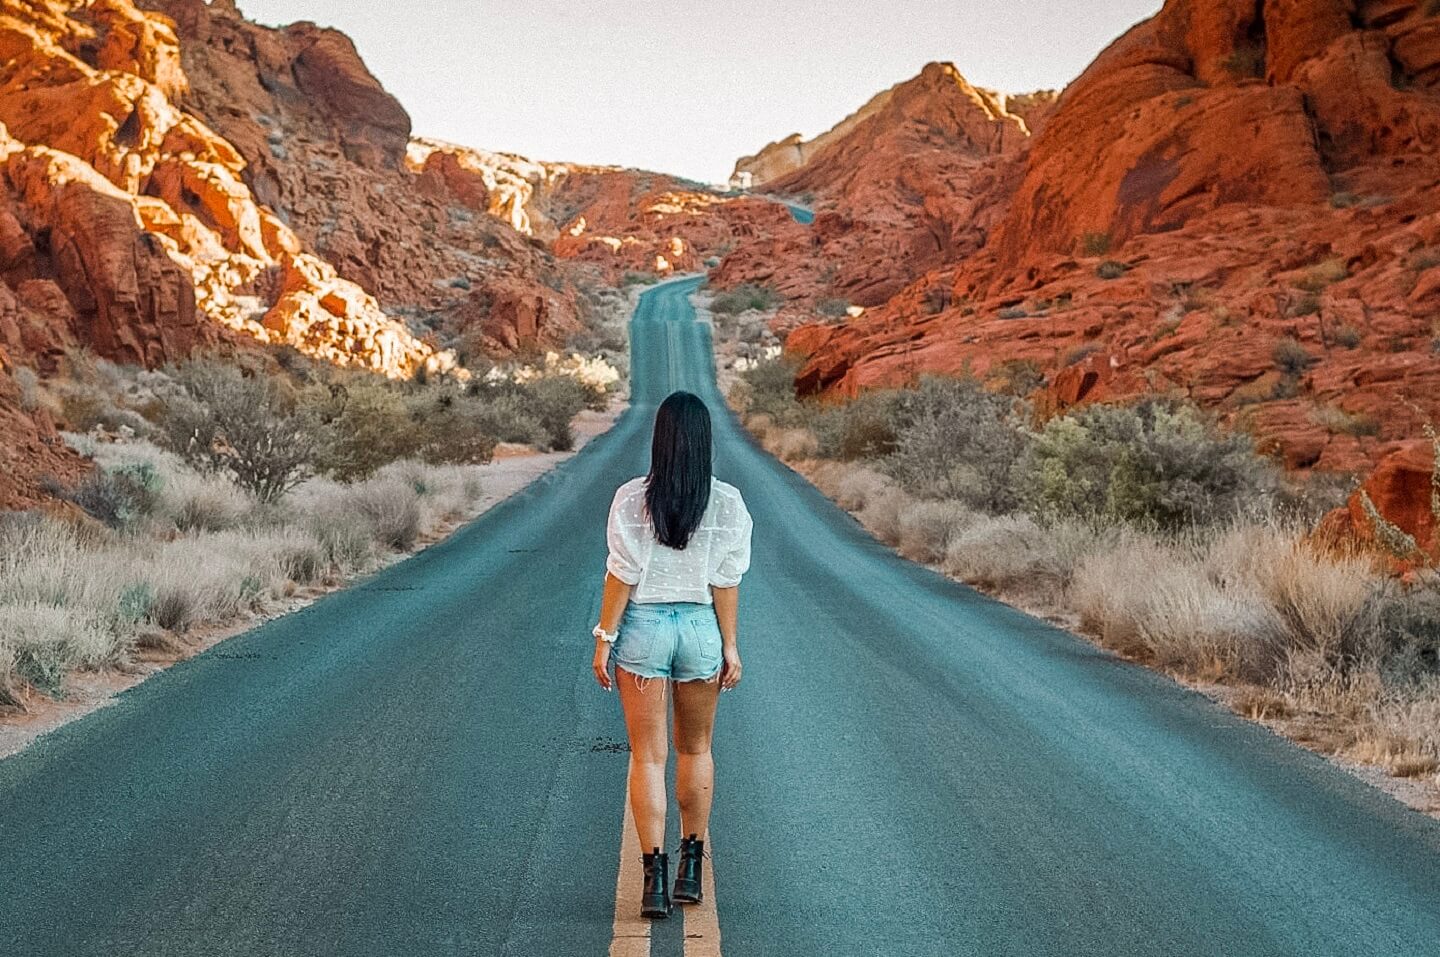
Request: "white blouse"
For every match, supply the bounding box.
[605,475,753,604]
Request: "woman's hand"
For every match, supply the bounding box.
[720,647,742,691]
[593,639,613,691]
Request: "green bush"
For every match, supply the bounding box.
[880,375,1033,513]
[45,462,162,528]
[817,298,851,318]
[522,376,590,451]
[1096,260,1129,280]
[810,389,904,461]
[738,356,803,423]
[161,360,322,503]
[1017,399,1276,530]
[711,283,780,315]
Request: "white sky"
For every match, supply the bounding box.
[234,0,1163,184]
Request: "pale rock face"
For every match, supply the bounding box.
[0,0,456,380]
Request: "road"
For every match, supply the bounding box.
[2,276,1440,956]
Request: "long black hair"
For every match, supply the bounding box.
[644,391,712,550]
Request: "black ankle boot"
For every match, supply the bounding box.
[640,847,672,919]
[672,833,704,904]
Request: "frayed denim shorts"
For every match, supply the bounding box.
[613,600,723,685]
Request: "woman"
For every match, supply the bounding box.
[590,390,753,920]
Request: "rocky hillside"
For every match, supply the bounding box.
[782,0,1440,477]
[141,0,585,357]
[411,137,799,285]
[0,0,466,377]
[718,63,1056,308]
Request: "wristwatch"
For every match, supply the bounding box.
[593,624,618,644]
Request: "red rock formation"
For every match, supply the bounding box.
[787,0,1440,498]
[722,63,1054,308]
[0,0,458,379]
[1324,438,1437,559]
[409,137,802,287]
[148,0,581,356]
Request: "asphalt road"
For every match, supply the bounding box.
[3,277,1440,956]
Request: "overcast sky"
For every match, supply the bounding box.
[235,0,1163,183]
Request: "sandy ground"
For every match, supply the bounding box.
[0,403,625,760]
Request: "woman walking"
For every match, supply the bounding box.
[590,390,753,919]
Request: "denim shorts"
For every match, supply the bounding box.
[612,601,723,683]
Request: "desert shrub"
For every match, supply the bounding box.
[896,499,976,563]
[1272,337,1314,374]
[47,462,162,529]
[1310,404,1380,437]
[943,514,1077,599]
[57,383,153,435]
[161,360,322,503]
[881,375,1032,512]
[0,603,117,702]
[1289,294,1321,318]
[158,470,254,532]
[1298,258,1347,292]
[1331,323,1363,349]
[809,388,904,461]
[521,375,590,451]
[621,271,659,287]
[308,378,426,480]
[766,427,820,463]
[1072,541,1286,679]
[818,464,895,512]
[343,478,422,551]
[1017,399,1276,530]
[1096,260,1129,280]
[738,355,803,423]
[858,484,914,544]
[467,388,549,446]
[817,298,851,318]
[711,283,780,315]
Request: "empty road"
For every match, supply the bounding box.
[2,276,1439,956]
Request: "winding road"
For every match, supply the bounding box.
[3,277,1440,956]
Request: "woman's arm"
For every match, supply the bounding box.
[592,571,634,691]
[711,584,742,690]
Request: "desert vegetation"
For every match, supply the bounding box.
[729,357,1440,787]
[0,348,620,708]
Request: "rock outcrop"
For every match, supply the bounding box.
[411,137,798,285]
[144,0,581,358]
[721,63,1054,308]
[786,1,1440,491]
[0,0,459,378]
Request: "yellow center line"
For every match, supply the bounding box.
[609,778,651,957]
[683,828,723,957]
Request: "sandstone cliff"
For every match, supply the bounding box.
[142,0,583,358]
[0,0,469,378]
[411,137,799,285]
[720,63,1056,308]
[787,1,1440,479]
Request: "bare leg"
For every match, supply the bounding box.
[616,668,670,851]
[672,674,721,839]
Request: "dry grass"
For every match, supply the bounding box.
[0,439,486,708]
[775,452,1440,795]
